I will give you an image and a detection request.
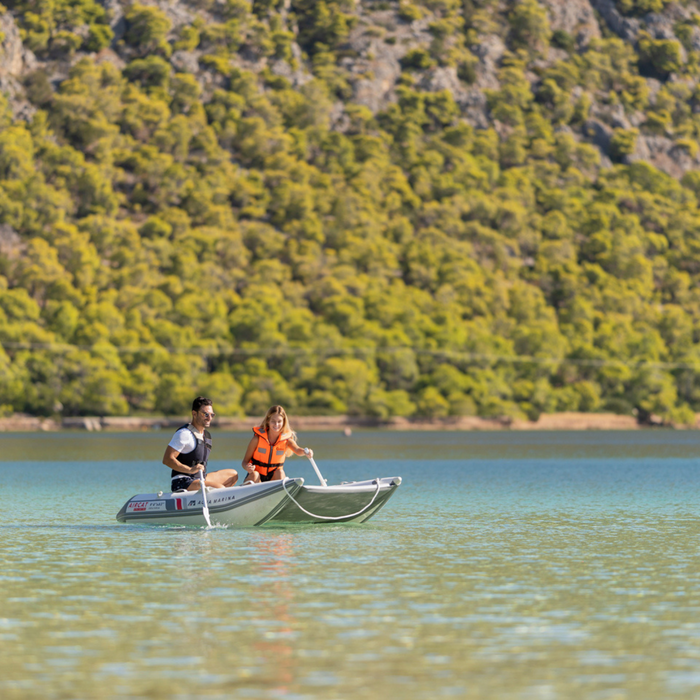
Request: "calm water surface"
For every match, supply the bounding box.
[3,430,700,699]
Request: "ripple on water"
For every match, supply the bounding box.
[3,438,700,698]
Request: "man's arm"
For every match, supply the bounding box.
[163,446,201,475]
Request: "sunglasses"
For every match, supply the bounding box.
[200,411,216,419]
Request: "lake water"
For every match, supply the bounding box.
[2,430,700,699]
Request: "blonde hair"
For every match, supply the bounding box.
[260,405,297,441]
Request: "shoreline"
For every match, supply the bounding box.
[0,412,693,432]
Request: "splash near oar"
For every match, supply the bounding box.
[199,469,212,528]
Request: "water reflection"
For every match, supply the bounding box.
[249,533,295,693]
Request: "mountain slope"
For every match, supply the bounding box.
[0,0,700,422]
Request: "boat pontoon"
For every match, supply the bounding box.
[267,476,402,524]
[116,477,304,527]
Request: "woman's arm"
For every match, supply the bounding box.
[287,438,313,458]
[242,437,257,472]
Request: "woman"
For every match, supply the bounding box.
[242,405,313,483]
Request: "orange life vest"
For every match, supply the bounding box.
[250,427,290,477]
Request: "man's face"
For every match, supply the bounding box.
[196,406,215,425]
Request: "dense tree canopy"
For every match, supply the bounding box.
[1,0,700,422]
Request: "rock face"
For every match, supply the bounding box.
[0,223,25,258]
[0,14,26,77]
[584,119,614,153]
[1,0,700,180]
[170,49,200,74]
[350,39,404,112]
[346,17,433,112]
[588,0,641,40]
[0,14,37,119]
[540,0,601,45]
[629,135,700,177]
[471,34,506,89]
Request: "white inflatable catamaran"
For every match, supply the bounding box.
[116,455,402,527]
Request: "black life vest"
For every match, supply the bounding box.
[171,424,212,481]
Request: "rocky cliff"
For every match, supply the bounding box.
[1,0,700,177]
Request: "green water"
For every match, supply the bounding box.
[3,431,700,699]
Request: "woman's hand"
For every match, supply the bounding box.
[244,462,256,474]
[190,463,206,475]
[304,448,314,458]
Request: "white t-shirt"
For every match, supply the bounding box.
[168,426,199,455]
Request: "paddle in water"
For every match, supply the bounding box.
[199,469,212,528]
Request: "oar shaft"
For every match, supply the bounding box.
[199,469,212,527]
[305,449,327,487]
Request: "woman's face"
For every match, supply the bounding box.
[268,413,284,433]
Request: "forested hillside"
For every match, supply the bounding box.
[1,0,700,422]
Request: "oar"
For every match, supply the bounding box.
[304,448,327,487]
[199,469,212,528]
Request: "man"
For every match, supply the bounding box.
[162,396,238,492]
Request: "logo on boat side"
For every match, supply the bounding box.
[128,500,167,512]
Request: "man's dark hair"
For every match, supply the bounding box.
[192,396,213,412]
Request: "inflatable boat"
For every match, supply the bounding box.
[116,477,304,527]
[267,476,402,524]
[116,452,403,527]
